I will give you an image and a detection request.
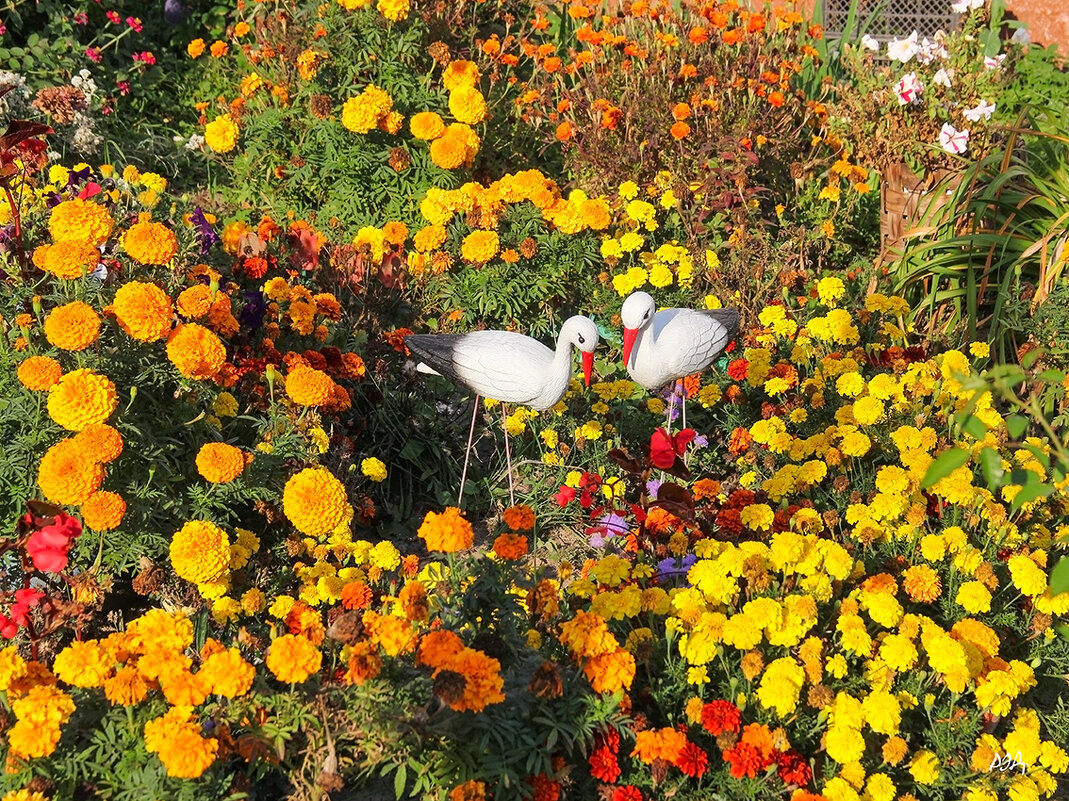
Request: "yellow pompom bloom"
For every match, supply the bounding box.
[283,467,351,536]
[47,368,117,431]
[909,750,941,784]
[72,423,124,463]
[122,220,178,265]
[17,355,63,391]
[112,281,174,342]
[361,457,387,482]
[204,113,240,153]
[166,323,226,380]
[285,365,335,406]
[442,59,480,91]
[176,284,213,319]
[266,633,322,683]
[48,198,114,246]
[81,491,126,530]
[170,520,231,584]
[196,442,248,483]
[377,0,409,21]
[460,230,499,263]
[144,706,219,778]
[53,640,112,688]
[410,111,446,140]
[417,507,474,552]
[818,275,846,304]
[448,86,487,125]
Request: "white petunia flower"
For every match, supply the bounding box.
[861,34,880,51]
[963,100,996,122]
[933,68,953,88]
[939,123,969,154]
[887,31,920,63]
[896,72,923,105]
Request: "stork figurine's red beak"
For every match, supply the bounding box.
[622,327,638,367]
[582,350,593,387]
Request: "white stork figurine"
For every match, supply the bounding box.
[406,315,599,506]
[620,290,740,429]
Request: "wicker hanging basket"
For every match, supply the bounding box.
[879,162,960,256]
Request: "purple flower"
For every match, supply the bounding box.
[44,191,64,208]
[239,290,268,331]
[589,511,630,547]
[66,166,91,189]
[656,553,697,583]
[191,206,220,255]
[692,434,708,449]
[645,479,662,498]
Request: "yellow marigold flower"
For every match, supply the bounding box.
[170,520,231,584]
[909,750,941,784]
[122,220,178,265]
[53,640,112,688]
[956,580,992,613]
[1008,554,1046,596]
[430,123,478,169]
[72,423,123,464]
[969,341,991,358]
[341,85,392,134]
[196,442,248,483]
[103,665,148,706]
[48,198,114,246]
[17,355,63,391]
[204,113,240,153]
[377,0,409,21]
[113,281,174,342]
[199,647,255,697]
[187,38,206,58]
[7,685,75,760]
[144,706,219,778]
[449,86,487,125]
[266,633,322,683]
[44,300,100,351]
[47,368,117,431]
[902,564,941,602]
[283,467,350,536]
[166,323,225,380]
[361,457,387,482]
[37,438,104,505]
[285,365,335,405]
[442,59,480,91]
[32,239,101,279]
[411,111,446,141]
[417,507,474,553]
[461,230,499,263]
[81,491,126,530]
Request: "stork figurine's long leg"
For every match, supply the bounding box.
[502,403,515,506]
[458,394,480,507]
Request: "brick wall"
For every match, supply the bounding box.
[1004,0,1069,53]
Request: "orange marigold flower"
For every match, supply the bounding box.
[266,633,322,683]
[460,230,499,263]
[144,706,219,778]
[688,26,709,43]
[449,86,487,125]
[73,423,123,463]
[177,285,213,319]
[17,355,63,391]
[196,442,249,483]
[81,491,126,530]
[341,580,374,611]
[555,121,573,141]
[430,123,477,169]
[122,220,179,265]
[413,223,447,252]
[502,504,535,530]
[439,647,505,712]
[672,102,692,120]
[902,564,942,602]
[113,281,174,342]
[44,300,101,351]
[417,507,474,553]
[416,629,465,669]
[344,641,383,685]
[492,533,528,560]
[38,438,105,505]
[32,239,101,279]
[442,59,480,91]
[199,647,255,697]
[670,121,691,140]
[450,780,487,801]
[104,665,148,706]
[285,364,335,405]
[170,520,230,584]
[48,198,114,246]
[48,368,118,431]
[583,647,636,694]
[632,726,687,764]
[410,111,446,140]
[282,467,350,536]
[692,478,721,501]
[166,323,226,380]
[53,639,113,688]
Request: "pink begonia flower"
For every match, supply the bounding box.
[106,10,120,23]
[896,72,923,105]
[125,16,143,32]
[86,47,102,63]
[939,123,969,154]
[25,513,82,573]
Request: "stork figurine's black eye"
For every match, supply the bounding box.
[577,334,586,345]
[643,310,650,319]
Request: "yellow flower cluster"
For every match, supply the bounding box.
[341,85,400,135]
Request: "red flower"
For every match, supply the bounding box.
[774,750,811,786]
[589,746,621,783]
[595,727,621,753]
[675,742,709,778]
[555,486,576,507]
[727,358,749,381]
[701,700,741,735]
[529,773,561,801]
[649,427,696,469]
[25,513,82,573]
[724,742,765,779]
[612,787,642,801]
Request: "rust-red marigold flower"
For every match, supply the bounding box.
[724,742,765,778]
[701,700,741,735]
[675,741,709,778]
[588,746,620,782]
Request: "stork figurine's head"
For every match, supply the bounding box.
[559,315,599,387]
[620,291,656,366]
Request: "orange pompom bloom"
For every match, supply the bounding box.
[492,533,528,560]
[32,239,101,279]
[285,365,335,406]
[344,641,383,685]
[410,111,445,140]
[417,507,474,553]
[502,504,535,530]
[113,281,174,342]
[555,121,573,141]
[176,285,213,319]
[122,220,179,265]
[266,633,322,683]
[48,198,114,246]
[670,121,691,140]
[48,368,118,431]
[196,442,249,483]
[38,439,105,505]
[73,423,124,463]
[166,323,226,380]
[17,356,63,391]
[81,491,126,530]
[672,102,692,121]
[44,301,101,351]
